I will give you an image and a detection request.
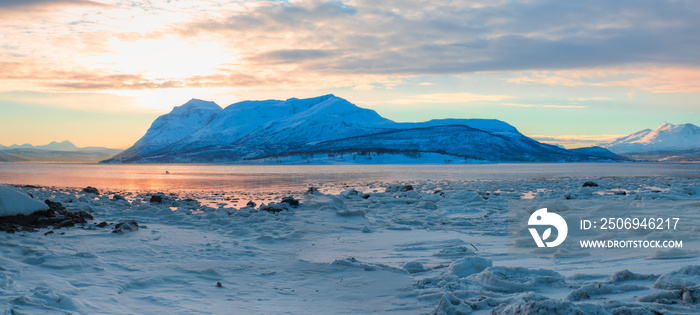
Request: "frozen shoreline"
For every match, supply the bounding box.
[1,176,699,314]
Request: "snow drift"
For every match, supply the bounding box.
[0,184,48,217]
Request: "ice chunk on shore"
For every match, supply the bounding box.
[0,184,49,216]
[404,261,427,274]
[451,190,483,202]
[448,257,492,277]
[494,299,606,314]
[339,188,361,198]
[331,257,407,273]
[434,292,474,314]
[654,265,700,290]
[472,266,566,293]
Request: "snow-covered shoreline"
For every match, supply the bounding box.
[1,176,699,314]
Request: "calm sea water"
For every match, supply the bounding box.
[0,163,698,192]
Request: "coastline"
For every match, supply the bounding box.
[2,175,699,313]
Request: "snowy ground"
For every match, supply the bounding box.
[1,176,699,314]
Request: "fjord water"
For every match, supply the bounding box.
[1,163,698,192]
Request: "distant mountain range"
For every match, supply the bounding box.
[0,141,121,163]
[6,98,694,164]
[102,95,627,164]
[600,122,700,161]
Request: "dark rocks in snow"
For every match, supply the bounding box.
[260,203,285,213]
[82,186,100,194]
[246,201,257,208]
[259,205,277,213]
[79,211,95,222]
[582,181,599,187]
[150,195,163,203]
[613,190,627,195]
[280,196,300,207]
[305,187,322,195]
[112,194,126,201]
[259,197,300,213]
[44,199,66,212]
[96,221,109,228]
[433,190,445,197]
[216,281,223,288]
[150,193,166,203]
[55,219,76,228]
[0,200,94,233]
[112,220,139,234]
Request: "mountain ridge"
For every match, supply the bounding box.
[103,95,627,164]
[0,141,122,163]
[0,140,119,152]
[2,140,80,151]
[600,122,700,161]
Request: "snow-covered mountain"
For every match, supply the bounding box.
[602,122,700,154]
[168,95,393,154]
[37,140,81,151]
[103,95,626,164]
[110,99,222,160]
[0,141,121,163]
[2,140,93,152]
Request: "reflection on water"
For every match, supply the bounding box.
[0,163,698,193]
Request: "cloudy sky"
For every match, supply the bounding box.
[1,0,698,148]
